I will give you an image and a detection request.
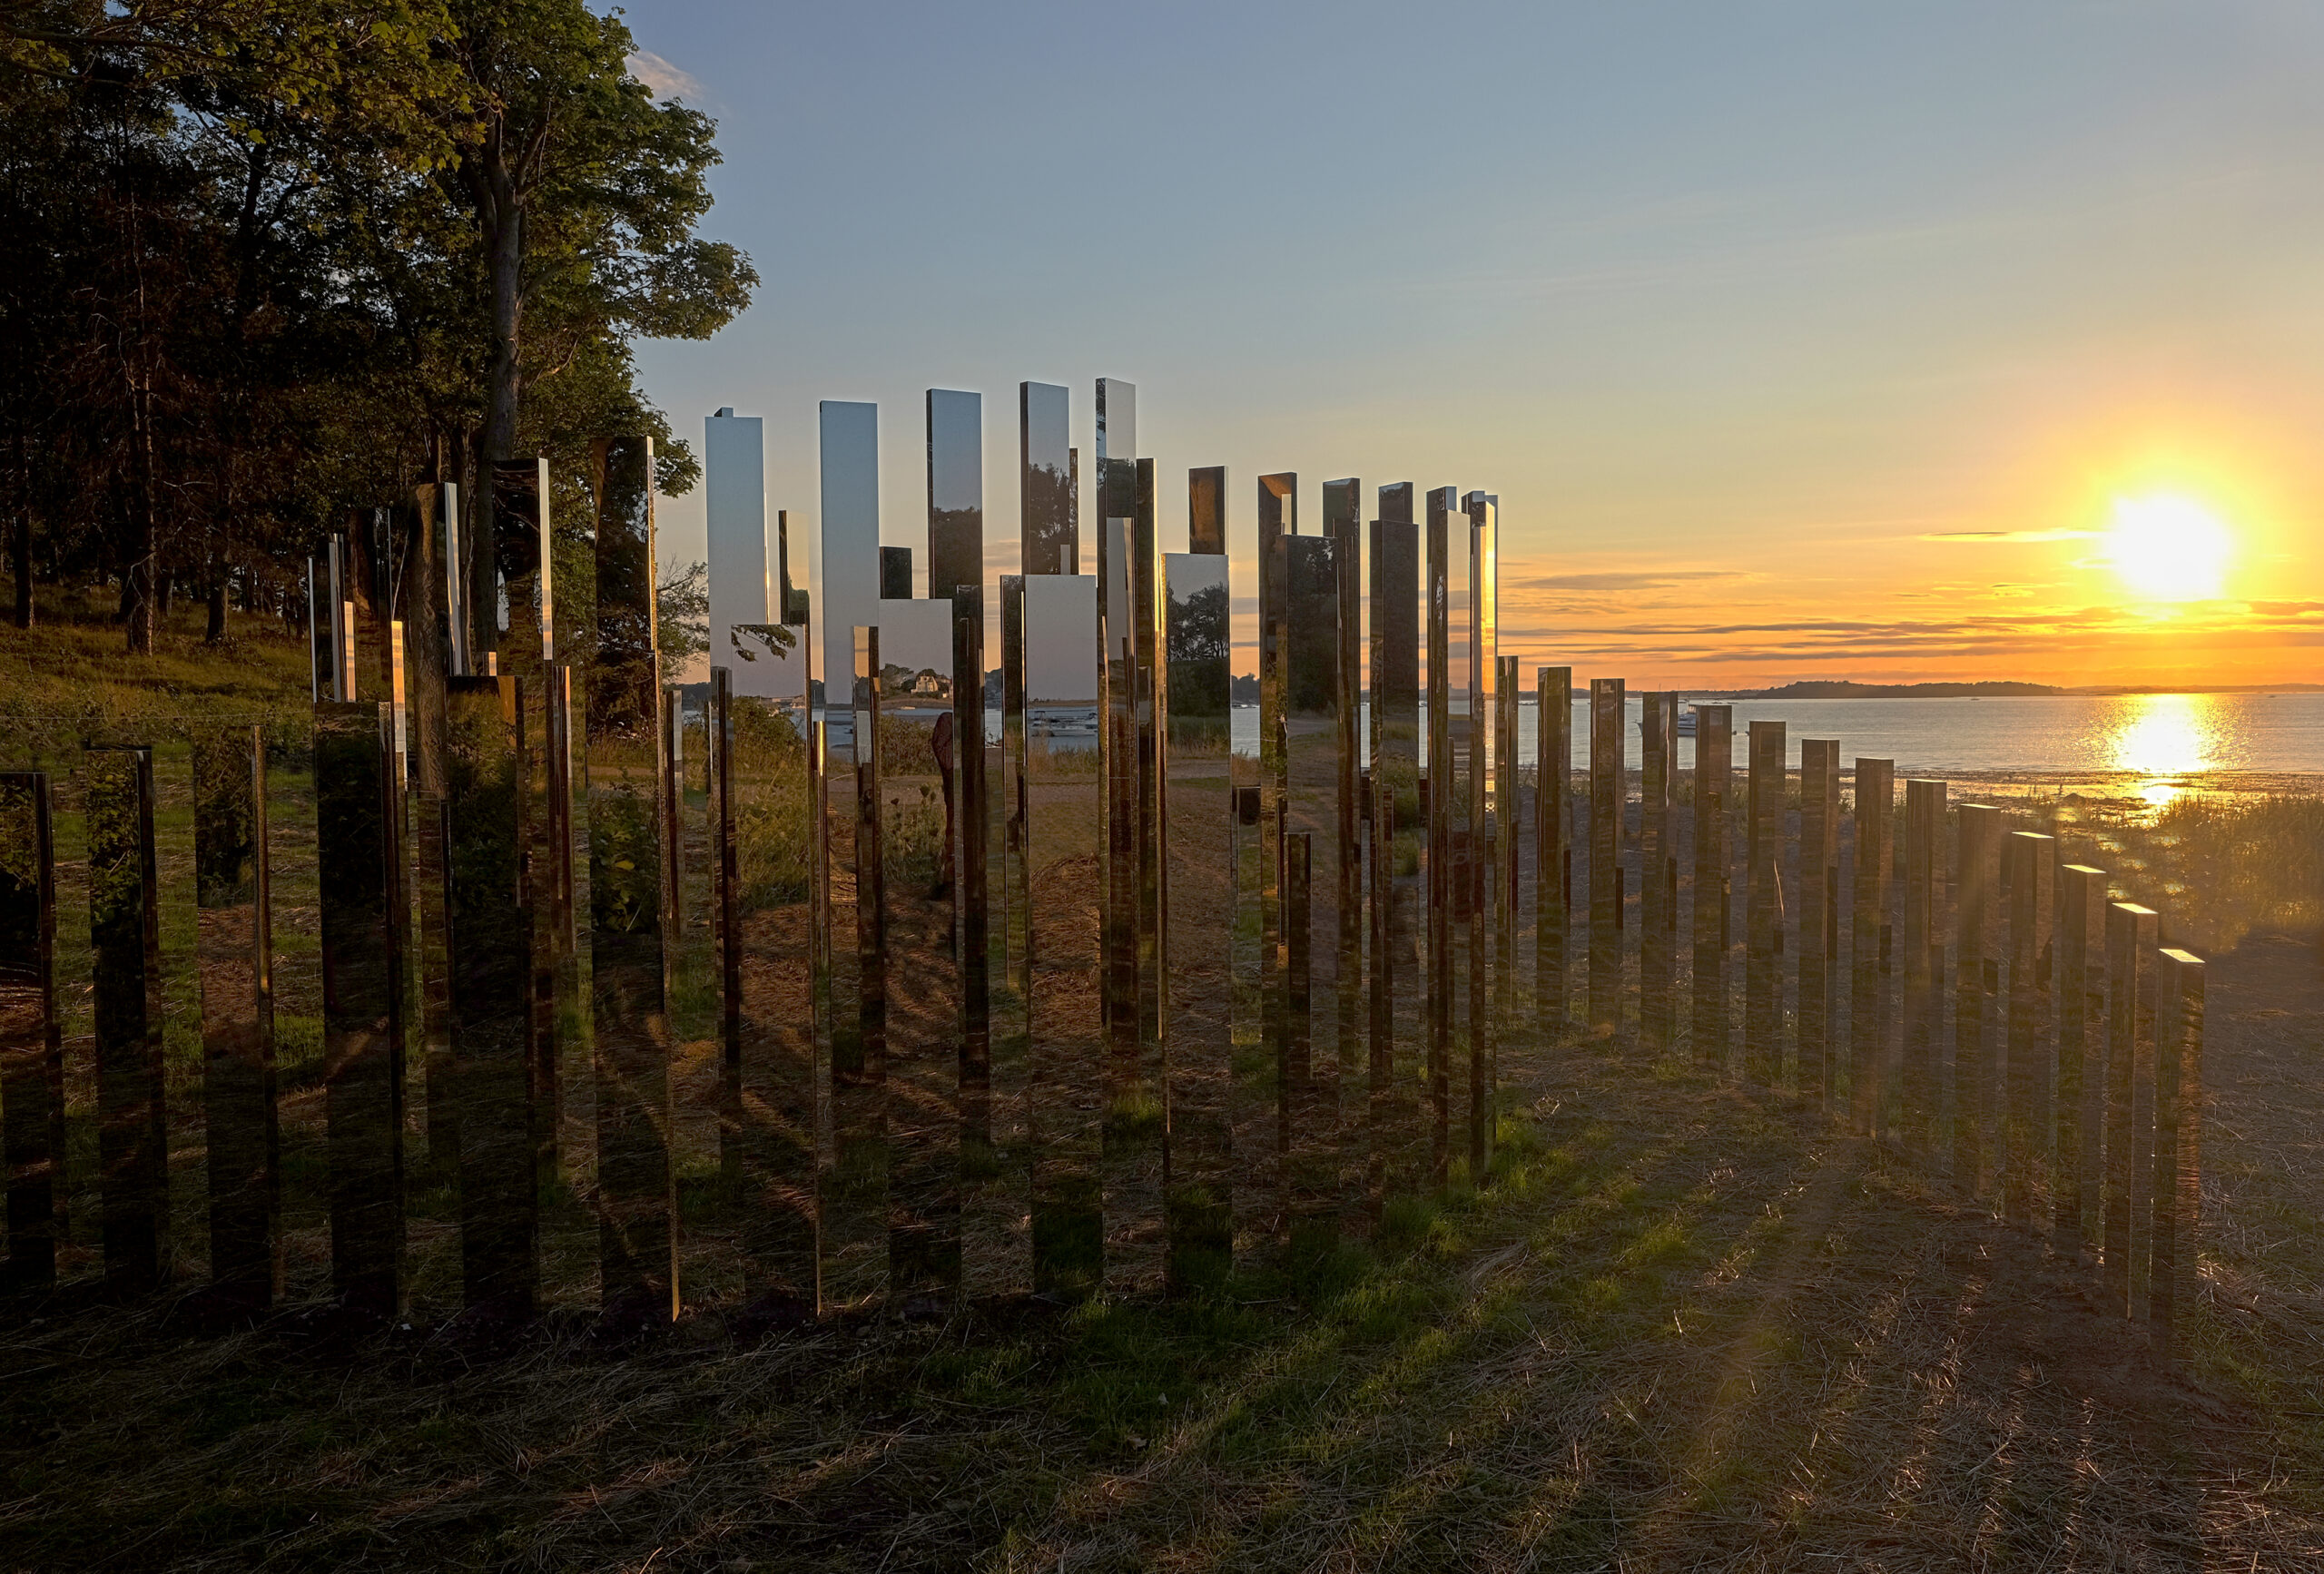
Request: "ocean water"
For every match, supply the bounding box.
[983,691,2324,796]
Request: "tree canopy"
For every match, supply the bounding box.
[0,0,753,649]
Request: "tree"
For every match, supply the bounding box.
[443,0,755,657]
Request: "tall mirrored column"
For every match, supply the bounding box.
[1162,550,1234,1288]
[312,708,404,1313]
[1745,720,1787,1087]
[194,727,277,1313]
[1369,509,1423,1212]
[1464,494,1497,1176]
[1423,487,1454,1185]
[2102,900,2157,1314]
[1691,707,1734,1067]
[927,389,982,602]
[2149,946,2204,1355]
[589,434,677,1323]
[1018,574,1103,1296]
[2056,863,2107,1254]
[818,627,887,1308]
[873,600,962,1305]
[0,772,59,1290]
[1324,480,1364,1219]
[1283,526,1344,1241]
[1258,472,1296,1211]
[1640,695,1675,1052]
[1537,667,1571,1034]
[1848,760,1895,1132]
[1798,740,1839,1107]
[1492,654,1520,1151]
[1587,679,1624,1036]
[1133,464,1165,1210]
[1020,383,1073,575]
[446,674,537,1318]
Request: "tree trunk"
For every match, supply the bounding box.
[204,559,226,643]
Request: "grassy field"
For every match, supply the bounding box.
[4,600,2323,1568]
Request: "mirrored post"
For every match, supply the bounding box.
[1134,463,1164,1171]
[1369,518,1423,1213]
[927,389,982,602]
[1953,803,2001,1197]
[1423,487,1453,1185]
[2102,901,2157,1315]
[1163,552,1234,1289]
[868,601,961,1306]
[88,746,168,1295]
[1021,575,1103,1297]
[1283,529,1343,1242]
[1491,656,1520,1165]
[1797,740,1839,1108]
[1259,472,1296,1207]
[1019,384,1073,576]
[446,674,537,1318]
[2149,946,2203,1357]
[2004,831,2054,1228]
[1587,679,1624,1036]
[1640,694,1674,1052]
[2056,863,2106,1254]
[1901,780,1945,1155]
[1745,720,1786,1086]
[311,709,404,1314]
[0,772,59,1290]
[1463,497,1497,1178]
[820,626,888,1309]
[1537,667,1571,1034]
[589,439,677,1324]
[194,727,276,1313]
[1847,759,1893,1130]
[1326,481,1364,1218]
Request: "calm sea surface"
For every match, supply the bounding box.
[986,691,2324,796]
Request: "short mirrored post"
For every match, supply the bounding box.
[1327,480,1364,1224]
[1797,740,1838,1107]
[2149,947,2204,1357]
[1744,721,1786,1086]
[2102,900,2157,1315]
[1847,759,1894,1130]
[1283,529,1344,1242]
[1164,552,1234,1289]
[1020,384,1073,575]
[89,746,168,1295]
[1640,694,1674,1052]
[311,707,404,1314]
[0,772,59,1290]
[1536,667,1571,1034]
[1952,804,2001,1196]
[1692,707,1735,1068]
[2056,863,2107,1253]
[589,443,678,1324]
[1423,489,1453,1184]
[194,727,277,1313]
[1020,575,1103,1297]
[1261,473,1296,1201]
[445,675,537,1318]
[1492,655,1519,1144]
[1587,678,1624,1036]
[2004,831,2054,1228]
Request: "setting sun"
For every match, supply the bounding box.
[2104,493,2232,602]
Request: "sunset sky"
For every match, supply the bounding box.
[623,1,2324,689]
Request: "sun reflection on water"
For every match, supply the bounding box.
[2107,693,2217,808]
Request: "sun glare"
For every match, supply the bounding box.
[2104,494,2231,602]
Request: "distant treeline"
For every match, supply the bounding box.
[0,3,755,654]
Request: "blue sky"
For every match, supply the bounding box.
[620,1,2324,685]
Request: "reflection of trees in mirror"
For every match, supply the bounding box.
[730,704,811,907]
[590,789,659,935]
[1167,582,1230,720]
[726,622,794,666]
[192,736,257,907]
[656,561,709,683]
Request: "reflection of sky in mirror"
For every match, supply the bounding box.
[1023,575,1098,704]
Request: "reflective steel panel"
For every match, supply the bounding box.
[1744,720,1786,1086]
[1259,471,1296,1205]
[1491,655,1519,1168]
[1953,803,2001,1196]
[1283,530,1344,1240]
[1369,520,1423,1207]
[88,745,168,1295]
[874,599,962,1303]
[590,451,678,1323]
[445,674,537,1316]
[1537,667,1572,1034]
[1019,383,1074,576]
[1099,509,1161,1288]
[195,727,277,1313]
[1325,482,1364,1211]
[927,389,982,602]
[0,772,59,1290]
[1019,574,1103,1296]
[1640,695,1675,1052]
[312,708,405,1313]
[2102,900,2157,1315]
[822,626,888,1309]
[1423,487,1453,1184]
[1848,760,1895,1132]
[1797,740,1839,1107]
[820,402,881,743]
[2004,831,2054,1227]
[2056,863,2106,1254]
[707,410,781,698]
[1587,679,1624,1035]
[2149,946,2203,1354]
[1900,780,1945,1155]
[1691,707,1735,1068]
[1163,552,1234,1289]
